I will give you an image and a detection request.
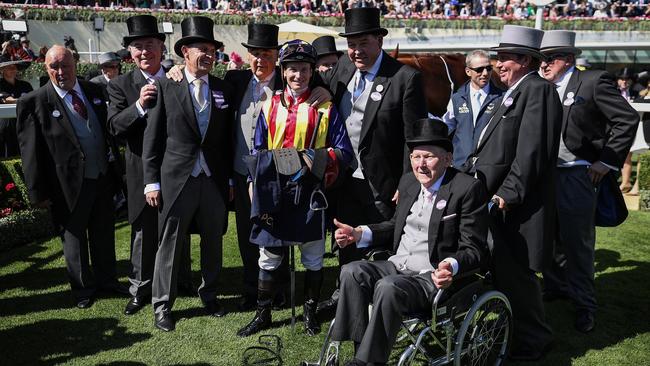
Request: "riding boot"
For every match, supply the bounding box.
[236,270,277,337]
[303,269,324,336]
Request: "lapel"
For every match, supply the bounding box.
[78,81,105,123]
[360,53,393,143]
[205,75,226,140]
[132,69,147,92]
[45,82,80,148]
[427,171,453,256]
[561,70,582,134]
[475,89,520,152]
[236,69,253,104]
[172,74,201,138]
[335,57,357,106]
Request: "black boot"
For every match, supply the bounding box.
[237,275,275,337]
[303,269,323,336]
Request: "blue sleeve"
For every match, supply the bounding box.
[326,105,354,167]
[252,110,269,155]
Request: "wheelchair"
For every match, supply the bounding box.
[302,270,512,366]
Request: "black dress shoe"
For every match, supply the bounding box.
[205,300,227,317]
[542,290,569,302]
[238,295,257,312]
[124,296,148,315]
[154,311,175,332]
[237,307,271,337]
[575,310,595,333]
[76,297,94,309]
[316,297,338,314]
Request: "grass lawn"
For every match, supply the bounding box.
[0,211,649,365]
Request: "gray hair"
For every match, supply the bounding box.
[465,49,490,67]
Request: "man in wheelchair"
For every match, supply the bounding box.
[329,118,489,366]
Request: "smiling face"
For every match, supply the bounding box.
[182,42,217,77]
[540,53,575,83]
[465,55,492,90]
[410,145,452,188]
[283,61,312,93]
[495,52,532,87]
[346,33,383,72]
[248,48,278,80]
[45,45,76,91]
[128,37,163,75]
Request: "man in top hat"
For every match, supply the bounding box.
[142,16,234,331]
[464,25,562,360]
[0,56,32,157]
[16,46,127,308]
[313,35,342,73]
[20,36,36,61]
[317,7,429,314]
[330,119,488,366]
[539,30,638,333]
[108,15,193,317]
[90,52,121,99]
[442,49,504,168]
[615,68,637,102]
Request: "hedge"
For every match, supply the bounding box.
[3,4,650,31]
[639,152,650,212]
[0,158,55,250]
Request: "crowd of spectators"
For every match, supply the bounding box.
[2,0,649,18]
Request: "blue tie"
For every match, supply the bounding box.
[353,71,367,102]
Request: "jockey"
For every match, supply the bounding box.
[237,39,353,338]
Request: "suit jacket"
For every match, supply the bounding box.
[142,73,234,229]
[367,169,488,275]
[107,69,150,223]
[561,69,639,168]
[223,68,283,111]
[320,52,428,204]
[16,80,116,226]
[472,73,562,272]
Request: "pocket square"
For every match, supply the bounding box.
[442,213,457,221]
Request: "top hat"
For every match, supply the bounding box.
[98,52,121,66]
[616,67,634,80]
[576,57,591,68]
[0,55,30,71]
[406,118,453,152]
[540,30,581,56]
[339,8,388,38]
[312,36,343,58]
[241,24,279,49]
[19,36,29,43]
[122,15,166,47]
[174,16,222,57]
[491,25,544,59]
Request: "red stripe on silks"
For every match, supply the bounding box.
[282,103,298,148]
[304,106,318,149]
[268,96,280,146]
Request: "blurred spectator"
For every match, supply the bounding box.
[89,51,122,99]
[575,57,591,71]
[216,43,230,64]
[0,55,32,158]
[35,46,48,63]
[19,37,36,61]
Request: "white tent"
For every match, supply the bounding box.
[277,19,338,43]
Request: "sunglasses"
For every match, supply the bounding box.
[544,53,569,63]
[467,65,493,73]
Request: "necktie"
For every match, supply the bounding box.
[69,89,88,120]
[472,91,482,125]
[192,78,206,108]
[423,189,434,203]
[353,71,367,102]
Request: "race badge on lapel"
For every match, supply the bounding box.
[52,110,61,118]
[93,97,102,105]
[503,97,513,107]
[370,91,382,102]
[212,90,228,109]
[436,199,447,210]
[563,91,575,106]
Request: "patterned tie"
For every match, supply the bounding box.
[69,89,88,120]
[192,78,206,108]
[353,71,367,102]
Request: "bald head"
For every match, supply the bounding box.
[45,45,77,90]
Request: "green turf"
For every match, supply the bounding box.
[0,212,649,365]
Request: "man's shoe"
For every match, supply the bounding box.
[205,300,227,317]
[237,307,271,337]
[575,310,595,333]
[238,295,257,312]
[154,311,175,332]
[542,290,569,302]
[316,297,338,314]
[124,296,148,315]
[76,297,94,309]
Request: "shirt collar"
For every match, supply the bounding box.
[52,78,82,99]
[140,67,165,82]
[358,51,383,81]
[184,67,209,85]
[421,170,446,196]
[554,66,575,89]
[469,82,490,97]
[253,70,275,85]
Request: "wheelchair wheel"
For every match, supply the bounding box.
[453,290,512,366]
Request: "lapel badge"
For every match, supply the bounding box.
[566,91,575,99]
[370,91,382,102]
[93,97,102,105]
[503,97,514,107]
[375,84,384,92]
[436,199,447,210]
[563,97,575,106]
[52,110,61,118]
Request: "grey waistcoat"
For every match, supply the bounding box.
[191,94,212,177]
[338,75,373,179]
[62,97,107,179]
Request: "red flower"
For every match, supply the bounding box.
[5,183,15,191]
[0,207,11,218]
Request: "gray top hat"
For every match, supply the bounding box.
[98,52,121,66]
[491,25,544,59]
[540,30,581,56]
[576,58,591,68]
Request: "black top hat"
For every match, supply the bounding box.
[122,15,166,47]
[339,8,388,38]
[241,24,279,49]
[406,118,453,152]
[0,55,30,71]
[616,67,634,80]
[312,36,343,58]
[174,16,222,57]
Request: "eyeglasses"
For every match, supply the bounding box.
[467,65,493,73]
[544,53,569,63]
